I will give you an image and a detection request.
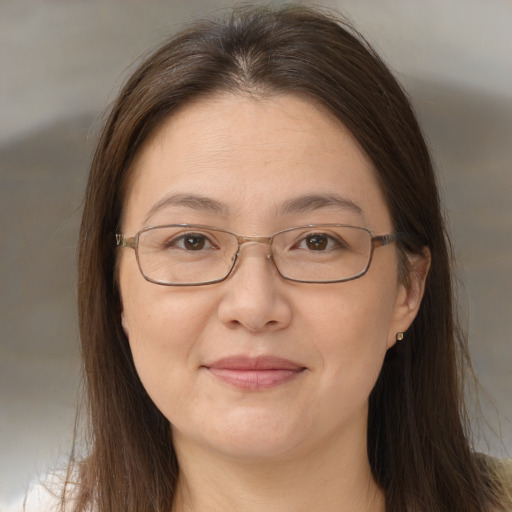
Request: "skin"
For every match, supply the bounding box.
[118,93,429,512]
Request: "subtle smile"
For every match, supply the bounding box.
[203,356,307,391]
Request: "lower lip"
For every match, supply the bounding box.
[206,368,304,390]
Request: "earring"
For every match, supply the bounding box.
[396,332,404,341]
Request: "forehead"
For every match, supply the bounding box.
[123,93,391,232]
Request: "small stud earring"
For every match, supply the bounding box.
[396,332,404,341]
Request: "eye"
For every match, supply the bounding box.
[294,233,345,251]
[167,232,217,251]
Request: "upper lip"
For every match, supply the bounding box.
[203,355,306,371]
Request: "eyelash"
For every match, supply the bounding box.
[165,233,218,251]
[291,233,347,251]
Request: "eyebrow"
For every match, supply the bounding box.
[143,192,364,225]
[144,193,228,224]
[279,194,364,217]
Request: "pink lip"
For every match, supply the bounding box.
[203,356,306,390]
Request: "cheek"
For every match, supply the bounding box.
[120,250,210,343]
[119,263,216,410]
[303,280,395,349]
[301,280,396,400]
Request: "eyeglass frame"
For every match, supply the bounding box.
[115,223,403,286]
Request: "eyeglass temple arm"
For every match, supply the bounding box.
[115,234,137,249]
[372,232,402,248]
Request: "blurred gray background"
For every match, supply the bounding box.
[1,0,511,508]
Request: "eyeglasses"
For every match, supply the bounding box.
[115,224,401,286]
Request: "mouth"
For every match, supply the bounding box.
[202,355,307,391]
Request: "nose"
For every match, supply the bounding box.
[217,242,293,332]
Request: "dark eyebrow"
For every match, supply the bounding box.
[279,194,364,217]
[144,193,228,224]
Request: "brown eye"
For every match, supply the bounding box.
[165,233,215,251]
[183,235,206,250]
[305,234,329,250]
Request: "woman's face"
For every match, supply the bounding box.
[118,94,424,461]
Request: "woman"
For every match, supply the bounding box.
[28,5,510,512]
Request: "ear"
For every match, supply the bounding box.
[387,247,431,348]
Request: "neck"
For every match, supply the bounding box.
[171,427,385,512]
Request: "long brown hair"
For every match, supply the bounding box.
[71,5,509,511]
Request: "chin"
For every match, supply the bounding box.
[174,405,314,461]
[207,432,306,462]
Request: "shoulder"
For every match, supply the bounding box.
[490,458,512,511]
[23,480,61,512]
[12,472,80,512]
[491,457,512,483]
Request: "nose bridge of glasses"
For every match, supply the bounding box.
[235,235,273,259]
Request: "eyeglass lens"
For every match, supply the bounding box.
[135,225,373,285]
